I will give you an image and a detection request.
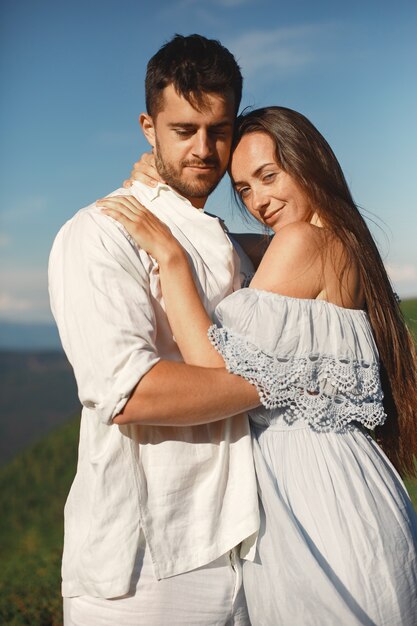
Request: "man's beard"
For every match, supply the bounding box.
[154,139,224,200]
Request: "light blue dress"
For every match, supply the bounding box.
[209,289,417,626]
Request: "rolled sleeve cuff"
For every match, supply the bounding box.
[95,353,161,425]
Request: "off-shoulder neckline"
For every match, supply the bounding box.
[238,287,367,315]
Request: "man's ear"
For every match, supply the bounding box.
[139,113,156,148]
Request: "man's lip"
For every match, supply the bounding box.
[185,164,217,170]
[186,167,216,171]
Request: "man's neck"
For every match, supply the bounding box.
[187,196,207,210]
[167,184,207,210]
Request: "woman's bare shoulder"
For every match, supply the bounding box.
[271,221,326,251]
[250,223,327,297]
[262,222,329,273]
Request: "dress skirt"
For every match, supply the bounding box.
[243,420,417,626]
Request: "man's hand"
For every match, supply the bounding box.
[123,151,165,188]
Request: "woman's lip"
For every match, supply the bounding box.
[264,206,284,222]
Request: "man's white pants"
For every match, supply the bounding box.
[63,537,250,626]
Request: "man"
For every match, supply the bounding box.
[50,34,261,625]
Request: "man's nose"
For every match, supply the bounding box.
[192,131,213,159]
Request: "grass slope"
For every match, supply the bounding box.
[400,297,417,342]
[400,299,417,512]
[0,415,80,626]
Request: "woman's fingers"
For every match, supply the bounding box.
[123,172,157,189]
[97,196,168,238]
[100,208,134,231]
[98,195,182,265]
[124,151,164,187]
[133,152,160,176]
[97,196,152,222]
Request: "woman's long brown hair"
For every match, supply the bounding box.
[233,106,417,477]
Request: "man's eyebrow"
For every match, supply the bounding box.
[167,121,233,129]
[168,123,196,129]
[209,121,233,128]
[233,162,276,187]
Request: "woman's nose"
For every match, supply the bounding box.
[252,188,270,214]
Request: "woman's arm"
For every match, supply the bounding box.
[96,195,260,426]
[98,195,225,368]
[157,249,225,367]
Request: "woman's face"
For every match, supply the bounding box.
[230,131,314,232]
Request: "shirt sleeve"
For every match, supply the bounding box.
[49,209,160,425]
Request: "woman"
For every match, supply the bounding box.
[99,107,417,625]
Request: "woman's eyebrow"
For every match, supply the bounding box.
[233,162,276,186]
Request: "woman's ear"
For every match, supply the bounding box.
[139,113,156,148]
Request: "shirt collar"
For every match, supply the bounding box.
[148,182,205,213]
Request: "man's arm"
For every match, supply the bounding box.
[49,208,162,426]
[114,360,260,426]
[51,207,260,428]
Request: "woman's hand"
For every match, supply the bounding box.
[122,151,164,188]
[97,195,185,266]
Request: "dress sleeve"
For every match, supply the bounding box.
[207,323,292,410]
[208,291,386,431]
[49,210,160,425]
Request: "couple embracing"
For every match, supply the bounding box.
[50,34,417,625]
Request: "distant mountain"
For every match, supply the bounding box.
[0,321,62,351]
[0,298,414,466]
[0,350,80,465]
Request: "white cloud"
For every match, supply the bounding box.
[386,263,417,283]
[227,23,335,77]
[0,293,33,313]
[0,195,49,222]
[0,267,52,323]
[386,263,417,299]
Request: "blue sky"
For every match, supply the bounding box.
[1,0,416,323]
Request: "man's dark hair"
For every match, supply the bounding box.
[145,34,243,116]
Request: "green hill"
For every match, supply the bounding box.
[0,415,80,625]
[400,299,417,505]
[401,297,417,342]
[1,413,416,625]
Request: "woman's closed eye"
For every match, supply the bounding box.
[237,186,251,199]
[261,172,277,184]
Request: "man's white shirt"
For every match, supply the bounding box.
[49,181,259,598]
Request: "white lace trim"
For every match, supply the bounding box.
[208,325,386,432]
